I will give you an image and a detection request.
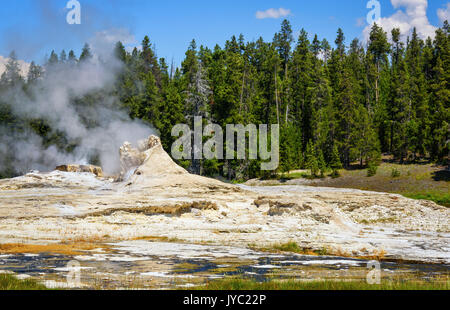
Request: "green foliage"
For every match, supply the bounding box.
[317,149,327,177]
[330,145,343,177]
[0,274,49,290]
[0,21,448,181]
[367,162,378,177]
[79,43,92,62]
[391,168,401,178]
[273,242,302,253]
[404,192,450,208]
[305,140,319,177]
[193,278,449,291]
[202,159,221,176]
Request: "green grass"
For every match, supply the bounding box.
[282,172,309,179]
[192,278,450,290]
[403,192,450,207]
[0,274,49,290]
[273,163,450,208]
[272,241,303,252]
[230,179,247,184]
[269,242,329,256]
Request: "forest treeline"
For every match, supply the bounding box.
[0,21,448,179]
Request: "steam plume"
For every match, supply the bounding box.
[0,32,155,175]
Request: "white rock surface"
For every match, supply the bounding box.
[0,135,448,264]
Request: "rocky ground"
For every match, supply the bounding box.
[0,135,448,267]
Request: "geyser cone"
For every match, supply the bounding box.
[120,135,236,191]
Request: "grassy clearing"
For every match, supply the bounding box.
[278,163,449,207]
[403,192,450,207]
[193,278,449,290]
[280,172,310,180]
[0,274,49,290]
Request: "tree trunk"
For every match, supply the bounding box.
[285,105,289,124]
[239,71,245,115]
[275,67,280,124]
[284,62,289,124]
[390,121,394,154]
[375,62,380,108]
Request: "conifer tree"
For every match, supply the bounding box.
[27,61,43,83]
[305,140,319,177]
[317,149,327,177]
[79,43,92,62]
[0,51,23,87]
[330,145,343,176]
[68,50,77,64]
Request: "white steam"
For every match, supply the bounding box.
[0,32,155,175]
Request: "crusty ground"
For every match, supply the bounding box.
[0,139,448,263]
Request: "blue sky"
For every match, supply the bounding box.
[0,0,448,65]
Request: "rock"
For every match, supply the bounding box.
[119,142,147,180]
[120,135,187,182]
[254,198,312,216]
[119,136,166,181]
[137,135,162,152]
[116,135,241,196]
[55,165,103,177]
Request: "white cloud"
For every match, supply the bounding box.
[437,3,450,24]
[256,8,291,19]
[363,0,437,42]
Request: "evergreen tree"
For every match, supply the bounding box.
[47,50,59,66]
[0,51,23,87]
[367,23,390,109]
[391,55,412,162]
[330,144,343,176]
[273,19,293,78]
[406,28,429,160]
[274,20,293,123]
[428,28,449,161]
[321,39,331,64]
[335,28,346,56]
[79,43,92,62]
[305,140,319,177]
[367,23,390,152]
[27,61,43,83]
[291,29,313,149]
[159,69,185,152]
[114,42,127,62]
[68,50,77,64]
[317,149,327,177]
[60,50,67,63]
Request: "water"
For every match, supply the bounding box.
[1,241,448,289]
